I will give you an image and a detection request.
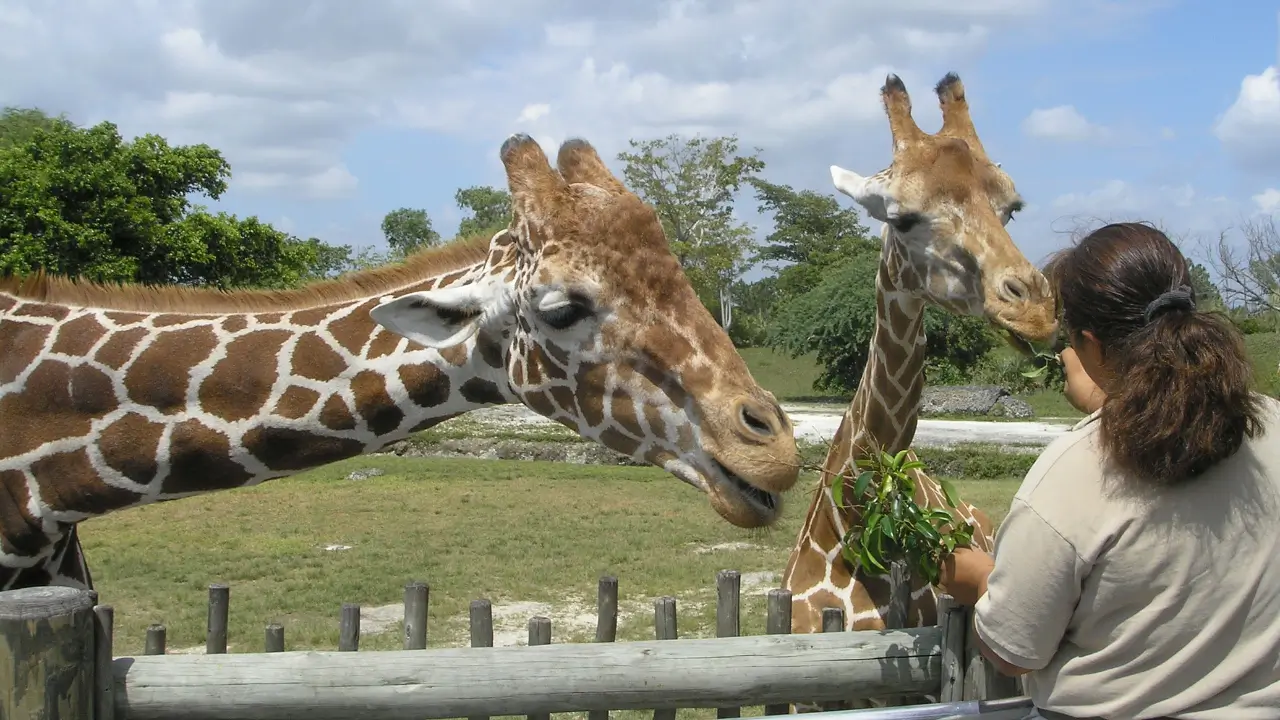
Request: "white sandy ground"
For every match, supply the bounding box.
[457,403,1075,451]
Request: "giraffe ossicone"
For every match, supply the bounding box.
[782,73,1059,711]
[0,133,800,592]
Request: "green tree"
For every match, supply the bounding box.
[750,178,879,300]
[767,254,997,394]
[455,185,511,239]
[617,134,764,313]
[0,110,355,289]
[380,207,439,258]
[0,107,70,149]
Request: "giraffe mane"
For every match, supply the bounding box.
[0,233,495,314]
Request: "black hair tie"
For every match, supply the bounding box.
[1143,284,1195,325]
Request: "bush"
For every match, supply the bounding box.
[728,312,769,348]
[765,254,999,394]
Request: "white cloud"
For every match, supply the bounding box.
[1255,188,1280,215]
[1214,66,1280,174]
[0,0,1071,201]
[1021,105,1109,143]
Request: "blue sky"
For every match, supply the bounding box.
[2,0,1278,280]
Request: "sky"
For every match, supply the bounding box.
[2,0,1278,282]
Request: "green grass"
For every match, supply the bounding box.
[738,346,1084,419]
[84,456,1020,661]
[1246,332,1280,396]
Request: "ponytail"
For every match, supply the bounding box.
[1047,222,1264,487]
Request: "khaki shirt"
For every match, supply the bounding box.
[974,395,1280,719]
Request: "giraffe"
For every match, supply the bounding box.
[0,134,800,592]
[779,73,1060,709]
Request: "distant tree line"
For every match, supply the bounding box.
[1,105,1273,396]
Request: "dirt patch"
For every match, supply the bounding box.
[689,541,767,555]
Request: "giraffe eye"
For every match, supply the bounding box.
[891,213,924,234]
[538,301,593,330]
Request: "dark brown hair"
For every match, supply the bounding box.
[1046,222,1264,486]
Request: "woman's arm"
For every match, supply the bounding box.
[938,548,1035,677]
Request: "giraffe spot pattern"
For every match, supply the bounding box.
[0,253,514,578]
[273,386,321,420]
[124,326,219,412]
[98,413,164,484]
[162,420,253,494]
[0,321,50,384]
[199,330,292,422]
[50,314,108,357]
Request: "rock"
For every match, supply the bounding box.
[918,385,1011,416]
[988,395,1035,419]
[381,437,644,466]
[346,467,385,481]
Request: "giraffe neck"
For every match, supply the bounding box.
[781,242,933,622]
[0,251,515,585]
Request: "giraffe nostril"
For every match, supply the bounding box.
[1002,277,1029,302]
[738,401,777,438]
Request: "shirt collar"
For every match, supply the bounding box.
[1071,408,1102,431]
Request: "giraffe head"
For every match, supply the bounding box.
[830,73,1058,351]
[370,134,799,528]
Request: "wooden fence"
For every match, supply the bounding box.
[1,568,1026,720]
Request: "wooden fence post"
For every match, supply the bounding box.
[715,569,741,719]
[653,596,678,720]
[589,575,619,720]
[206,583,229,654]
[0,586,97,719]
[526,616,552,720]
[403,581,429,650]
[339,603,361,652]
[819,607,845,712]
[144,624,166,655]
[936,594,967,702]
[469,599,493,720]
[265,623,285,653]
[763,588,793,717]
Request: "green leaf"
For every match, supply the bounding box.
[832,475,845,509]
[852,471,874,499]
[899,460,925,473]
[938,477,963,509]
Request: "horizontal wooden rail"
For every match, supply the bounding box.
[112,628,943,720]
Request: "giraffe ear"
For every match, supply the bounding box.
[370,282,511,350]
[830,165,895,224]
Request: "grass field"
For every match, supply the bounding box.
[83,455,1021,659]
[737,347,1082,419]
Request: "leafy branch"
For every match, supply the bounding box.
[832,448,974,585]
[1018,348,1062,380]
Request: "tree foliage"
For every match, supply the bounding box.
[381,207,440,257]
[0,107,347,289]
[455,185,511,239]
[750,178,878,299]
[767,252,998,394]
[618,134,763,308]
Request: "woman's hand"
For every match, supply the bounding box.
[1061,347,1106,414]
[937,546,995,607]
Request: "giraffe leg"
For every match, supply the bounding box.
[50,524,94,592]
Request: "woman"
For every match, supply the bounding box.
[939,222,1280,719]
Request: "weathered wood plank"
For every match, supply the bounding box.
[112,629,943,720]
[0,586,96,720]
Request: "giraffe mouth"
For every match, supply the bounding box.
[710,459,781,516]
